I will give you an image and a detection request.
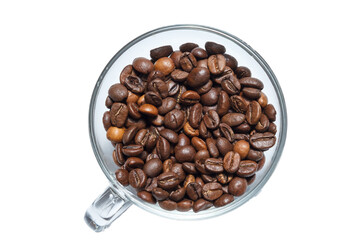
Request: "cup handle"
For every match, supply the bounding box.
[84,186,132,232]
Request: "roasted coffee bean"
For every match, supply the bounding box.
[193,199,212,212]
[250,132,276,150]
[137,94,146,106]
[124,157,144,171]
[145,177,158,192]
[156,136,171,160]
[137,191,156,204]
[235,66,251,79]
[180,42,199,52]
[202,182,223,200]
[182,162,197,174]
[175,145,196,162]
[206,138,219,158]
[216,137,233,156]
[220,74,241,95]
[268,122,277,134]
[246,100,262,125]
[180,90,200,105]
[205,41,226,55]
[122,144,144,157]
[159,199,177,211]
[237,160,258,177]
[202,105,218,114]
[264,104,276,122]
[114,143,126,165]
[242,87,261,99]
[201,174,216,183]
[195,177,205,187]
[129,168,147,188]
[195,79,213,95]
[183,122,200,137]
[154,57,175,76]
[224,54,238,70]
[127,102,142,120]
[110,103,128,128]
[167,80,179,97]
[203,110,220,129]
[148,79,169,98]
[124,75,145,94]
[170,51,182,68]
[230,95,248,113]
[105,96,113,109]
[125,117,147,129]
[120,65,136,84]
[122,125,138,145]
[191,47,208,59]
[212,128,221,138]
[126,91,139,104]
[159,129,178,144]
[197,59,208,68]
[246,174,256,185]
[171,69,189,82]
[183,174,195,189]
[239,77,264,90]
[157,172,180,190]
[171,163,186,182]
[208,54,226,75]
[139,103,158,117]
[228,177,247,196]
[152,187,169,201]
[189,103,202,128]
[204,158,224,173]
[176,133,191,148]
[151,115,164,126]
[191,137,207,151]
[234,140,250,159]
[164,109,185,130]
[180,52,197,72]
[186,182,202,201]
[214,194,234,207]
[150,45,173,60]
[217,91,230,117]
[148,70,165,82]
[200,88,219,106]
[187,67,210,88]
[247,149,264,162]
[177,199,193,212]
[216,173,233,184]
[258,92,268,108]
[221,113,245,127]
[107,126,125,143]
[158,97,176,115]
[255,114,270,132]
[199,120,212,138]
[195,156,210,175]
[169,187,186,202]
[223,151,241,173]
[134,129,149,146]
[143,158,163,177]
[144,91,162,107]
[108,83,128,102]
[103,111,111,130]
[219,123,234,142]
[234,122,251,133]
[233,133,250,141]
[132,57,154,74]
[115,169,129,186]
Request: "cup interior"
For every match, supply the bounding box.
[89,24,287,219]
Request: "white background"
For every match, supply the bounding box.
[1,0,359,239]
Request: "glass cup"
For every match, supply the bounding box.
[84,24,287,232]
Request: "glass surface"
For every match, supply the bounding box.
[88,24,287,220]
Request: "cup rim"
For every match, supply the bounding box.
[88,24,288,220]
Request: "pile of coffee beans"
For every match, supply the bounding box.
[102,41,277,212]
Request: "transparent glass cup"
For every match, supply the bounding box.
[84,24,287,232]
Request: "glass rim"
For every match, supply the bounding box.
[88,24,288,220]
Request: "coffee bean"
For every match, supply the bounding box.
[164,109,185,130]
[264,104,276,122]
[228,177,247,196]
[199,120,212,139]
[148,79,169,98]
[171,69,189,82]
[108,83,128,102]
[124,75,145,94]
[137,191,156,204]
[255,114,270,132]
[124,157,144,171]
[223,151,241,173]
[257,155,266,171]
[148,70,165,82]
[249,132,276,150]
[224,54,238,70]
[221,113,245,127]
[152,187,169,201]
[216,91,230,117]
[189,103,202,128]
[114,143,125,165]
[120,65,136,84]
[258,92,268,108]
[150,45,173,60]
[242,87,261,99]
[191,137,207,151]
[197,59,208,68]
[144,91,162,107]
[110,103,128,128]
[122,125,139,145]
[157,172,180,190]
[220,74,241,95]
[219,123,234,142]
[214,194,234,207]
[246,100,262,125]
[115,168,129,186]
[122,144,144,157]
[237,160,258,177]
[157,97,176,115]
[193,198,213,212]
[183,122,199,137]
[127,102,142,120]
[103,111,111,131]
[182,162,197,174]
[175,145,196,162]
[186,182,202,201]
[246,174,256,185]
[132,57,154,74]
[139,103,158,117]
[163,159,174,173]
[216,137,233,156]
[195,79,213,95]
[204,158,224,173]
[202,182,223,200]
[233,140,250,159]
[187,67,210,88]
[191,47,208,59]
[154,57,175,76]
[183,174,195,189]
[235,66,251,79]
[180,52,197,72]
[177,199,193,212]
[145,177,158,192]
[230,95,248,113]
[205,41,226,55]
[180,90,200,105]
[268,122,277,134]
[216,173,233,184]
[206,138,219,158]
[143,158,163,177]
[159,199,177,211]
[247,149,263,162]
[239,77,264,90]
[208,54,226,75]
[129,168,147,188]
[105,96,113,109]
[180,42,199,52]
[200,87,220,106]
[171,163,186,182]
[156,136,171,160]
[169,187,186,202]
[159,129,178,144]
[107,126,125,143]
[203,110,220,130]
[170,51,182,68]
[234,122,251,134]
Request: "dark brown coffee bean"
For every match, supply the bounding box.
[223,151,241,173]
[200,87,219,106]
[115,168,129,186]
[191,137,207,151]
[145,177,158,192]
[197,59,208,68]
[199,120,212,139]
[239,77,264,90]
[268,122,277,134]
[175,145,196,162]
[171,69,189,83]
[219,123,234,142]
[202,182,223,201]
[246,101,262,125]
[202,105,218,114]
[247,149,263,162]
[187,67,210,88]
[152,187,169,201]
[249,132,276,150]
[169,51,181,68]
[120,65,136,84]
[195,79,213,95]
[125,118,147,130]
[214,194,234,207]
[171,163,186,182]
[180,42,199,52]
[151,115,164,126]
[224,54,238,70]
[242,87,261,99]
[180,52,197,72]
[257,155,266,171]
[180,90,200,105]
[234,122,251,133]
[124,75,145,94]
[186,182,202,201]
[148,70,165,82]
[205,41,226,55]
[201,174,217,183]
[217,91,230,117]
[103,111,111,131]
[233,133,250,141]
[134,129,149,146]
[105,96,113,109]
[156,136,171,160]
[246,174,256,185]
[233,140,250,159]
[108,83,128,102]
[195,157,210,175]
[212,128,221,138]
[122,144,144,157]
[157,97,176,115]
[164,109,185,130]
[216,173,233,184]
[182,162,197,174]
[114,143,125,165]
[159,129,178,144]
[124,157,144,171]
[193,198,212,212]
[228,177,247,196]
[237,160,258,177]
[148,79,169,98]
[220,74,241,95]
[177,133,191,148]
[169,187,186,202]
[203,110,220,129]
[143,158,163,177]
[183,174,195,189]
[206,138,219,158]
[191,47,208,59]
[264,104,276,122]
[235,66,251,79]
[195,177,204,187]
[122,125,138,145]
[157,172,180,190]
[128,168,147,188]
[213,66,233,84]
[208,54,226,75]
[110,103,128,128]
[132,57,154,74]
[144,91,162,107]
[255,114,270,132]
[159,199,177,211]
[183,122,199,137]
[139,103,158,117]
[127,102,142,120]
[221,113,245,127]
[163,159,174,173]
[204,158,224,173]
[230,95,248,113]
[216,137,233,156]
[154,57,175,76]
[150,45,173,60]
[177,199,193,212]
[137,191,156,204]
[188,103,202,128]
